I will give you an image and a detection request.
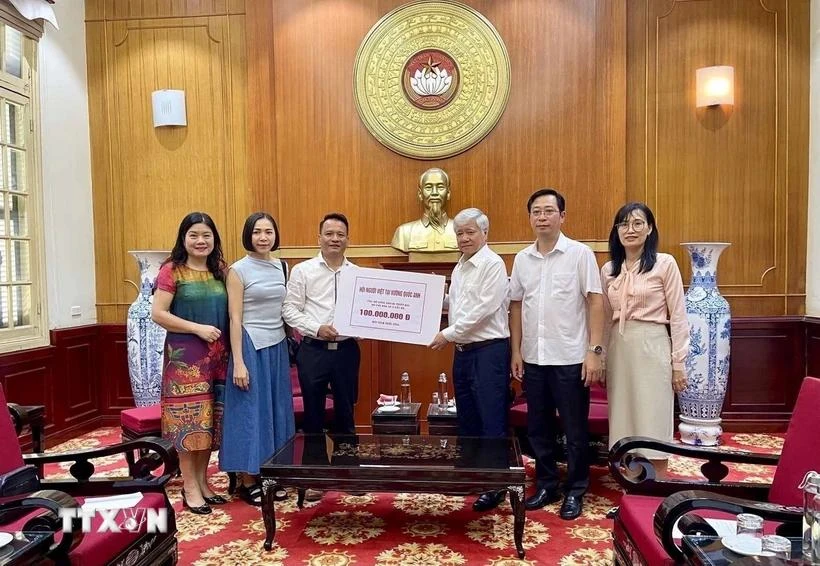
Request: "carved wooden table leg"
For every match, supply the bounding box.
[297,488,306,509]
[508,484,526,558]
[261,478,278,550]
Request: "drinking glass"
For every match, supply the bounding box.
[761,534,791,559]
[736,513,764,538]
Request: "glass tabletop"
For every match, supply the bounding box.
[261,433,522,472]
[682,535,803,566]
[0,531,52,566]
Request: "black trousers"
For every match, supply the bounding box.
[452,339,511,437]
[295,339,360,434]
[523,362,590,497]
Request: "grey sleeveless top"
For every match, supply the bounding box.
[231,256,286,350]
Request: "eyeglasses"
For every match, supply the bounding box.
[530,209,560,218]
[615,220,647,232]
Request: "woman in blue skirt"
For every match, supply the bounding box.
[220,212,295,505]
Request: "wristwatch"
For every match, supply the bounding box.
[588,345,603,355]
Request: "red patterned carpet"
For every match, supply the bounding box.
[45,429,783,565]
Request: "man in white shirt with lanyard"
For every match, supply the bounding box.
[429,207,511,512]
[510,188,604,520]
[283,213,360,436]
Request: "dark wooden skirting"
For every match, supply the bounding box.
[720,316,806,432]
[1,317,818,447]
[0,324,130,450]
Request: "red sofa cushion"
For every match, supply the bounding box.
[120,406,161,434]
[0,385,24,475]
[769,376,820,507]
[508,397,528,429]
[3,492,169,566]
[588,402,609,436]
[589,382,607,403]
[618,493,781,565]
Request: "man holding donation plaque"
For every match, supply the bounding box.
[429,207,511,512]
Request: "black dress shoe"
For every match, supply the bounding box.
[203,494,228,505]
[472,491,505,512]
[524,488,561,510]
[559,495,583,520]
[181,491,212,515]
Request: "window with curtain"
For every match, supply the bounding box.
[0,19,46,352]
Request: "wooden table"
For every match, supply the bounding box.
[426,402,458,435]
[370,402,421,435]
[260,433,527,558]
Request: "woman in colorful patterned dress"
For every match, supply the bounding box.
[152,212,230,514]
[220,212,295,506]
[600,202,689,478]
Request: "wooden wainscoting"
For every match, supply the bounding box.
[0,316,815,447]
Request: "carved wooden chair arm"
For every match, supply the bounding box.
[23,437,179,487]
[0,488,84,560]
[609,436,777,499]
[654,489,802,562]
[6,402,27,435]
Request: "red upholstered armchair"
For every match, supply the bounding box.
[1,384,180,566]
[609,376,820,565]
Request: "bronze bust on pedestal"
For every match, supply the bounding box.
[391,168,458,254]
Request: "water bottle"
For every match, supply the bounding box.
[400,372,411,407]
[800,470,820,563]
[438,373,448,407]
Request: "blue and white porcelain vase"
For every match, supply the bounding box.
[678,242,731,446]
[126,251,169,407]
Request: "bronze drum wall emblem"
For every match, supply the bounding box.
[354,0,510,160]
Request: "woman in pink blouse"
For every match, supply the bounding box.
[600,202,689,476]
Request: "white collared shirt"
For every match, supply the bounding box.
[282,252,355,339]
[510,233,602,365]
[442,243,510,344]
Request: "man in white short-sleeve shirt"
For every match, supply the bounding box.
[509,188,604,520]
[429,207,511,513]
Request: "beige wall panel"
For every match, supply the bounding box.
[627,0,808,315]
[88,6,248,322]
[263,0,626,247]
[109,19,228,246]
[87,21,119,319]
[786,2,809,300]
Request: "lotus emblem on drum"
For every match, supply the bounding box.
[410,63,453,96]
[402,49,460,110]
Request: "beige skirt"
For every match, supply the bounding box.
[607,320,674,460]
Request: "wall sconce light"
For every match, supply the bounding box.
[151,90,187,127]
[696,66,734,107]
